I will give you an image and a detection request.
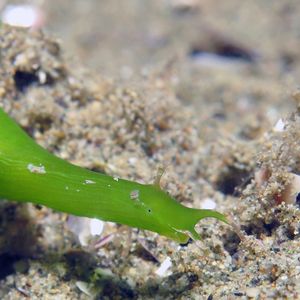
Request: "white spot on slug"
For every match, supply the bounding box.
[155,257,172,277]
[130,190,140,200]
[113,177,119,182]
[84,179,96,184]
[27,163,46,174]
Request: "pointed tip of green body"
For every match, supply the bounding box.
[0,107,228,244]
[186,208,229,241]
[137,184,228,243]
[173,208,229,243]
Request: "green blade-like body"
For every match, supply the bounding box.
[0,108,227,243]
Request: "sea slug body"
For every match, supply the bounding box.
[0,107,228,243]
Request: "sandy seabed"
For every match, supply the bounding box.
[0,1,300,299]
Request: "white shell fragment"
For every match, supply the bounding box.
[90,219,104,236]
[273,118,285,132]
[27,163,46,174]
[155,257,172,277]
[76,281,95,297]
[67,216,104,246]
[2,5,41,28]
[201,198,217,209]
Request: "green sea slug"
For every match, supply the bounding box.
[0,107,227,243]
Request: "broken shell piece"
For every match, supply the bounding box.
[90,219,104,236]
[255,169,300,206]
[273,118,285,132]
[76,281,96,297]
[280,173,300,205]
[1,5,44,28]
[155,257,172,277]
[67,216,104,246]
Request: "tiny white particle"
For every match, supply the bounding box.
[84,179,96,184]
[128,157,137,165]
[200,198,217,210]
[90,219,104,236]
[38,71,46,84]
[155,257,172,277]
[76,189,80,192]
[113,177,119,182]
[27,163,46,174]
[65,186,69,190]
[130,190,140,200]
[273,118,285,132]
[107,184,111,187]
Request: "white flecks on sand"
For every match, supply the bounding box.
[155,257,172,277]
[27,163,46,174]
[84,179,96,184]
[200,198,217,209]
[130,189,140,200]
[90,219,104,236]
